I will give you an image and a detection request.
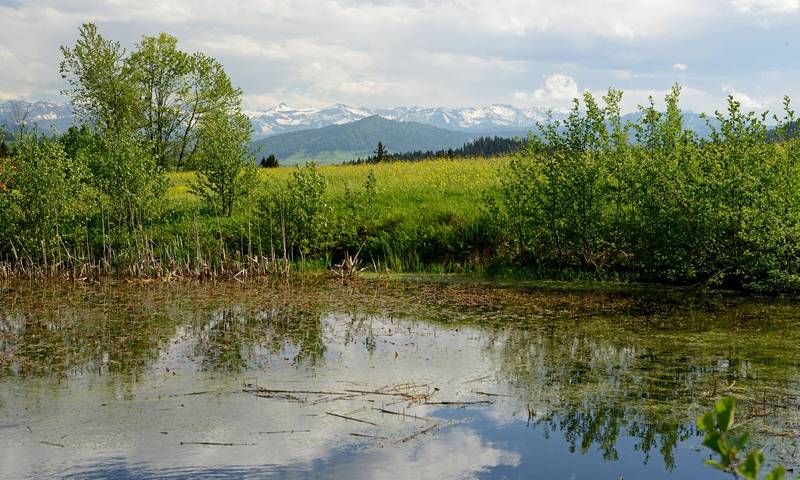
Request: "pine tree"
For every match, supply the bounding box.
[374,142,388,163]
[260,154,278,168]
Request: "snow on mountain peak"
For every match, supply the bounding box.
[245,102,568,138]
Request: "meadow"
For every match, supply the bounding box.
[168,157,503,223]
[159,157,506,275]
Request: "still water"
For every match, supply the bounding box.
[1,278,799,479]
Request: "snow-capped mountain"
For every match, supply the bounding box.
[3,100,563,139]
[5,100,717,142]
[246,103,567,138]
[245,103,374,138]
[0,100,74,133]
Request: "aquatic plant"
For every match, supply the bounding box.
[699,397,788,480]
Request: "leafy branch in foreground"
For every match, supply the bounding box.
[699,397,788,480]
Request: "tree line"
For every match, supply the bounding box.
[350,136,525,164]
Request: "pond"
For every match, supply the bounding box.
[1,278,799,479]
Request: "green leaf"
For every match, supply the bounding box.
[704,459,728,472]
[764,466,786,480]
[715,397,735,433]
[736,450,763,480]
[728,432,751,451]
[697,412,716,433]
[702,433,723,455]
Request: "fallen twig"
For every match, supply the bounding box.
[39,440,65,448]
[252,430,311,435]
[180,441,256,446]
[326,411,378,426]
[373,407,432,422]
[423,400,493,406]
[350,433,388,440]
[394,423,440,444]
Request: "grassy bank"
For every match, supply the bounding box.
[156,157,506,276]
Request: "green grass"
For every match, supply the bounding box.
[168,157,505,225]
[282,150,363,166]
[157,157,508,275]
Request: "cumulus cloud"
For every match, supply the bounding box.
[673,63,688,71]
[514,74,580,106]
[722,85,769,109]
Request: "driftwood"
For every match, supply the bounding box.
[39,441,65,448]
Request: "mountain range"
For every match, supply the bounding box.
[0,100,74,134]
[251,115,473,165]
[246,103,566,138]
[2,99,718,140]
[1,100,566,138]
[1,100,720,165]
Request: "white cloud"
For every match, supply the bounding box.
[673,63,688,71]
[330,428,521,479]
[339,80,388,95]
[730,0,800,13]
[722,85,769,110]
[515,74,580,106]
[1,1,800,111]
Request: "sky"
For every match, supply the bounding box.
[1,0,799,113]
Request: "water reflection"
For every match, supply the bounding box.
[1,279,799,478]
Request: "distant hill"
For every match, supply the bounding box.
[251,116,473,165]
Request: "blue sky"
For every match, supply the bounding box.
[0,0,798,113]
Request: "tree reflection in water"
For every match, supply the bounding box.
[1,279,799,471]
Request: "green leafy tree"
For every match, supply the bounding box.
[191,111,257,217]
[59,124,95,160]
[61,24,242,171]
[82,128,167,231]
[126,33,192,168]
[0,132,88,264]
[127,35,241,169]
[176,52,242,169]
[60,23,139,131]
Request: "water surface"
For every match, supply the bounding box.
[1,278,799,479]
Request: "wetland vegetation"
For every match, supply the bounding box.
[2,26,800,292]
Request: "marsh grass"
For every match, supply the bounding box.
[2,157,505,280]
